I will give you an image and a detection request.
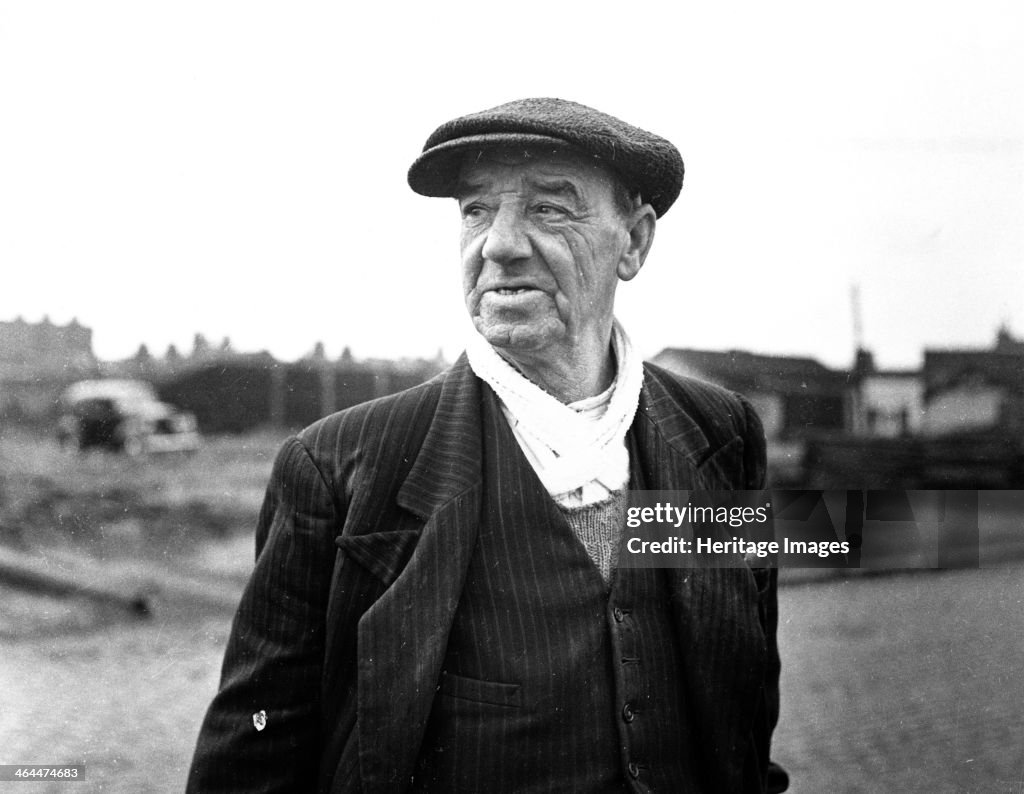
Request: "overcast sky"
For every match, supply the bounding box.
[2,1,1021,369]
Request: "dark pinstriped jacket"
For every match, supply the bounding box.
[187,355,786,794]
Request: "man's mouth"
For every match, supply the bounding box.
[493,287,534,295]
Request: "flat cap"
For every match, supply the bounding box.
[407,97,684,218]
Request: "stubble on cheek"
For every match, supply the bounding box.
[461,238,485,317]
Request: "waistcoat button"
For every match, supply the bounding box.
[622,703,635,723]
[627,761,640,779]
[613,607,625,622]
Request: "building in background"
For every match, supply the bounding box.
[0,317,100,425]
[651,347,851,440]
[849,349,924,437]
[652,332,1024,488]
[651,347,852,485]
[921,327,1024,437]
[0,316,97,378]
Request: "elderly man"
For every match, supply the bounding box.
[188,98,787,793]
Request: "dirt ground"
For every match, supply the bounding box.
[0,430,278,792]
[3,432,1024,792]
[0,590,234,792]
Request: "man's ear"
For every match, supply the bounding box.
[617,204,657,281]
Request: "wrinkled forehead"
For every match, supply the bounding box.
[454,145,626,199]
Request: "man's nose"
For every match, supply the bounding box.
[481,204,531,264]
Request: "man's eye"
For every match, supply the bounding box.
[461,204,487,219]
[534,204,566,217]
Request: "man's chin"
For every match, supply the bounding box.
[473,317,562,356]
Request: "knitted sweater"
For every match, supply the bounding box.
[557,489,628,585]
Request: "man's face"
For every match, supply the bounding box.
[457,147,644,362]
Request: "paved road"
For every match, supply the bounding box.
[3,562,1023,792]
[774,567,1024,793]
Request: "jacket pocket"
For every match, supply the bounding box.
[439,671,522,709]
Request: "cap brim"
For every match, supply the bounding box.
[407,132,574,198]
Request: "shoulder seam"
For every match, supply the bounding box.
[288,434,335,498]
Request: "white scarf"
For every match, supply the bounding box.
[466,319,644,506]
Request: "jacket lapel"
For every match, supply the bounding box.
[631,364,707,492]
[635,365,767,792]
[356,355,485,793]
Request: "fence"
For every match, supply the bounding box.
[156,359,443,433]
